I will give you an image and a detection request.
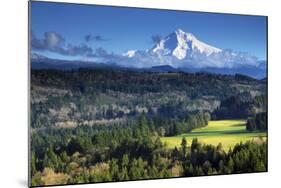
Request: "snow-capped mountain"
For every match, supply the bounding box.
[149,29,222,60]
[121,29,266,78]
[31,29,266,79]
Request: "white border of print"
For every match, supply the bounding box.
[0,0,280,188]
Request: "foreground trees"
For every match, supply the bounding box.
[31,116,267,186]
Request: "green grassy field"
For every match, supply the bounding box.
[161,120,267,150]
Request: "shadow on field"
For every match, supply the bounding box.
[231,123,246,127]
[185,130,247,137]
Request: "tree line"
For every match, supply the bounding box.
[246,112,267,131]
[212,94,267,120]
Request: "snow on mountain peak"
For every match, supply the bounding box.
[150,29,222,60]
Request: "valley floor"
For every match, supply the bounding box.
[161,120,267,150]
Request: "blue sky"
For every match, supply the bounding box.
[31,1,267,60]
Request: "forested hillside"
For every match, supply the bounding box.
[30,69,267,186]
[31,70,266,131]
